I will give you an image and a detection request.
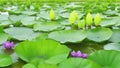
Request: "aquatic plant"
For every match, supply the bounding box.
[2,41,15,49]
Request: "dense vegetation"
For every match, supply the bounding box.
[0,0,120,68]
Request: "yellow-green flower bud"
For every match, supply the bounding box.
[86,13,92,26]
[69,11,78,24]
[49,9,56,20]
[94,13,101,26]
[78,19,85,29]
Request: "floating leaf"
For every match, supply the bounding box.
[0,54,12,67]
[34,22,62,32]
[22,11,37,15]
[100,19,117,27]
[109,29,120,43]
[48,30,86,43]
[22,63,36,68]
[59,58,101,68]
[88,50,120,68]
[86,27,112,42]
[0,32,9,44]
[0,15,9,21]
[38,11,49,20]
[9,15,25,23]
[21,16,36,26]
[38,64,58,68]
[15,40,70,64]
[104,43,120,51]
[0,20,11,26]
[4,27,40,40]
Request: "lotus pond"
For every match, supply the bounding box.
[0,0,120,68]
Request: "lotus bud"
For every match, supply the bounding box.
[86,13,93,26]
[49,9,56,20]
[94,13,101,26]
[69,11,78,24]
[78,19,85,29]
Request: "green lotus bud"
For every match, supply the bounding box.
[78,19,85,29]
[49,9,56,20]
[86,13,93,26]
[94,13,101,26]
[69,11,78,24]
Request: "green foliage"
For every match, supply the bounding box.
[88,50,120,68]
[4,27,40,40]
[0,54,12,67]
[48,30,86,43]
[104,43,120,51]
[15,40,70,64]
[59,58,101,68]
[86,27,112,42]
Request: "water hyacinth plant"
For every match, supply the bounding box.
[71,51,88,58]
[49,9,56,20]
[2,41,15,49]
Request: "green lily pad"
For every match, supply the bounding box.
[4,27,40,40]
[9,15,25,24]
[22,11,37,15]
[0,32,9,44]
[48,30,86,43]
[0,54,12,67]
[33,33,48,41]
[0,20,11,26]
[22,63,36,68]
[21,16,36,26]
[0,15,9,21]
[34,22,62,32]
[100,19,117,27]
[60,12,70,18]
[104,43,120,51]
[38,11,49,20]
[86,27,112,42]
[109,29,120,43]
[59,58,101,68]
[15,40,70,64]
[88,50,120,68]
[38,64,58,68]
